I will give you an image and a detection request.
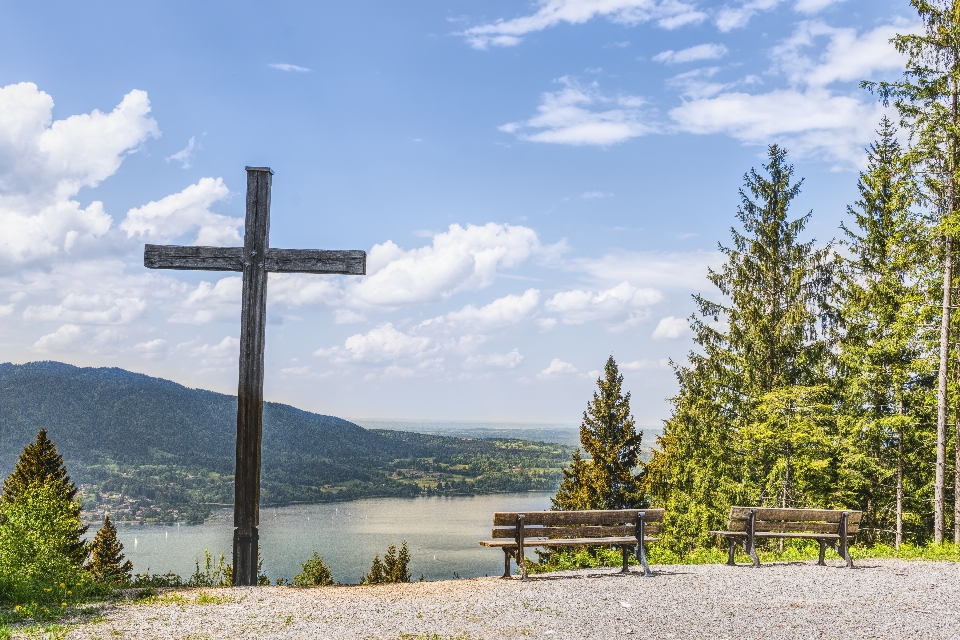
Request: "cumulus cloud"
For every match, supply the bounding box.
[0,83,159,265]
[188,336,240,369]
[669,21,913,167]
[461,0,705,49]
[545,281,661,325]
[538,358,577,378]
[621,358,671,370]
[316,323,441,365]
[169,276,241,324]
[419,289,540,332]
[794,0,846,13]
[500,78,654,146]
[33,324,83,352]
[653,43,728,64]
[120,177,239,246]
[350,223,544,307]
[23,292,146,325]
[652,315,690,340]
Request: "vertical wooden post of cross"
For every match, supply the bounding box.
[233,167,272,585]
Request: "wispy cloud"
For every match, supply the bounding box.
[269,63,311,72]
[461,0,705,50]
[165,136,196,169]
[654,43,728,64]
[500,77,655,146]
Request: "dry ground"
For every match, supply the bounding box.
[49,559,960,639]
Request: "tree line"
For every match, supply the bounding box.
[555,2,960,554]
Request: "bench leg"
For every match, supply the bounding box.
[838,537,854,569]
[726,538,736,566]
[817,540,827,566]
[501,548,512,579]
[621,546,630,574]
[745,539,760,568]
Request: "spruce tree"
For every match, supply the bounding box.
[383,541,411,583]
[647,145,836,551]
[868,0,960,542]
[834,118,934,545]
[552,357,644,511]
[360,554,387,585]
[1,429,88,565]
[293,551,335,586]
[2,429,79,502]
[85,515,133,583]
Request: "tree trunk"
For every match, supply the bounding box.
[897,427,904,550]
[936,235,952,544]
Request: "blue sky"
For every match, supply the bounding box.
[0,0,913,425]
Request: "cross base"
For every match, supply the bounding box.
[233,527,259,586]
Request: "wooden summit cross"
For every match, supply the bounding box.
[144,167,366,586]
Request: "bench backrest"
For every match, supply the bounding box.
[490,509,665,541]
[727,507,862,536]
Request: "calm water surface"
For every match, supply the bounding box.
[108,493,552,583]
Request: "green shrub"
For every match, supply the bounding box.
[361,541,411,584]
[292,551,335,586]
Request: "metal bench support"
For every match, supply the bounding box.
[746,509,760,567]
[634,510,654,577]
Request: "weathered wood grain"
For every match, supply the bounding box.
[233,167,272,587]
[724,521,858,534]
[480,536,656,548]
[729,507,862,523]
[144,245,244,271]
[264,249,365,274]
[490,524,663,538]
[492,509,664,527]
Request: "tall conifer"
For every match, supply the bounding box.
[835,118,934,545]
[647,146,835,551]
[85,515,133,583]
[552,357,644,511]
[1,429,87,564]
[868,0,960,542]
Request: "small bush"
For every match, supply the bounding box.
[361,541,411,584]
[188,550,231,587]
[293,551,335,586]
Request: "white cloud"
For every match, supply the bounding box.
[570,250,719,292]
[317,323,440,365]
[668,21,912,167]
[501,78,654,146]
[120,177,239,246]
[168,276,241,324]
[581,191,613,199]
[794,0,846,13]
[334,309,367,324]
[654,43,728,64]
[715,0,781,32]
[131,339,168,360]
[465,349,524,369]
[23,292,146,325]
[461,0,705,49]
[537,318,558,332]
[269,63,311,72]
[350,223,544,307]
[33,324,83,352]
[545,281,662,325]
[0,83,159,265]
[652,315,690,340]
[621,358,671,370]
[420,289,540,332]
[188,336,240,369]
[538,358,577,378]
[166,137,196,169]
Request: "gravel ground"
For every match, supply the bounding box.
[58,559,960,639]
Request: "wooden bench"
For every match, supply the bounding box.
[479,509,663,579]
[710,507,861,568]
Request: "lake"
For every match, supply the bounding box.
[105,492,553,584]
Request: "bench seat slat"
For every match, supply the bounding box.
[490,524,662,539]
[729,507,862,524]
[710,530,843,540]
[480,536,658,548]
[492,509,664,526]
[723,521,856,534]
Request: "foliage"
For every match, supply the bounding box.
[552,356,644,510]
[360,541,411,584]
[528,546,637,574]
[1,430,87,566]
[187,550,231,587]
[647,145,837,553]
[84,515,132,584]
[292,551,335,586]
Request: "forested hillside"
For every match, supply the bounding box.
[0,361,572,524]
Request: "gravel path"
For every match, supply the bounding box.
[60,559,960,639]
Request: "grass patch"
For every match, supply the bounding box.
[530,541,960,573]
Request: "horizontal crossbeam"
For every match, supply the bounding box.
[144,244,366,275]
